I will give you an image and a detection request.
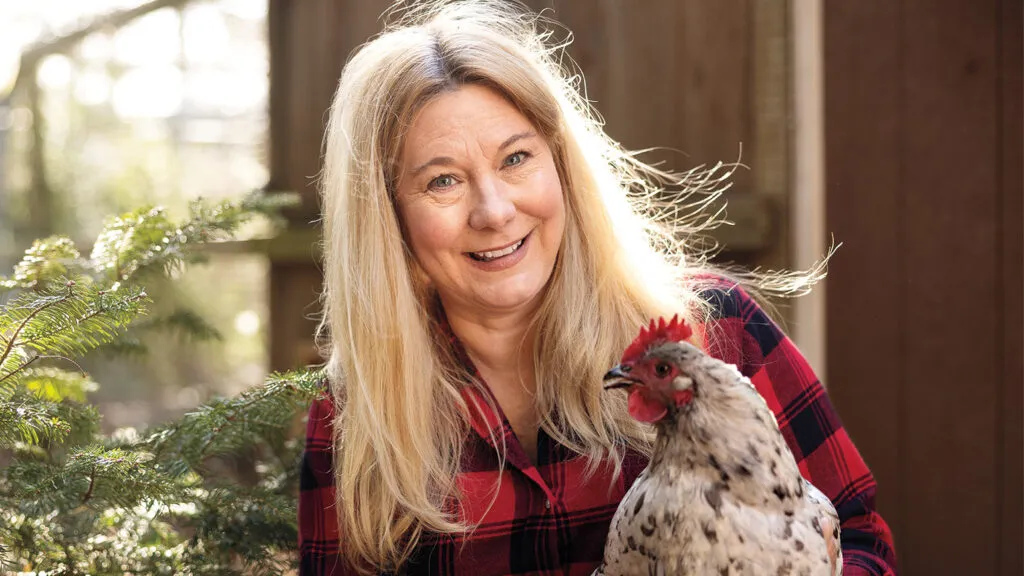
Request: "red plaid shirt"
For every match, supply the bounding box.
[299,282,898,575]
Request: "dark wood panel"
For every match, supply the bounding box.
[749,0,790,269]
[902,1,1001,572]
[823,0,904,558]
[998,0,1023,572]
[267,0,289,194]
[826,0,1022,573]
[286,0,313,209]
[273,0,774,255]
[269,262,323,371]
[677,0,751,192]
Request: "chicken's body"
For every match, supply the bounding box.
[596,318,841,576]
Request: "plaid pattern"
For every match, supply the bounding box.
[299,281,897,575]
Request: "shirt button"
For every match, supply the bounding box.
[545,500,551,509]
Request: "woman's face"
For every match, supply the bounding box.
[394,84,566,317]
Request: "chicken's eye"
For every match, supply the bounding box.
[654,362,671,378]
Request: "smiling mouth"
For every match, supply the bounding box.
[467,234,527,262]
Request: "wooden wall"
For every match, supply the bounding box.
[824,1,1023,574]
[527,0,791,264]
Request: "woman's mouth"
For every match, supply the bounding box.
[464,232,532,272]
[468,235,527,262]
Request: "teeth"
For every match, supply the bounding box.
[473,239,523,261]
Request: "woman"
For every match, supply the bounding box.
[299,1,897,574]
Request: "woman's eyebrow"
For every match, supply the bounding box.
[498,130,537,151]
[409,131,538,177]
[411,156,456,177]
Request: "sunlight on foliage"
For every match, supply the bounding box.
[0,192,321,575]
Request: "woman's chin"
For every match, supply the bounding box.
[437,265,556,316]
[474,286,546,312]
[451,278,550,315]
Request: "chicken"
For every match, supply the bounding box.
[595,316,841,576]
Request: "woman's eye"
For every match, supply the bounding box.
[503,151,530,167]
[655,363,671,377]
[428,174,457,191]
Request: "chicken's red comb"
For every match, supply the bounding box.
[621,314,693,363]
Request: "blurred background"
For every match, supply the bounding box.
[0,0,272,429]
[0,1,1020,574]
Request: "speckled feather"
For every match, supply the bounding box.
[595,341,842,576]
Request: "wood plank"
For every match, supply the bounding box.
[677,0,751,193]
[286,0,311,204]
[269,263,323,370]
[267,0,289,195]
[902,0,1000,573]
[823,0,904,558]
[750,0,790,270]
[266,1,394,370]
[998,0,1023,573]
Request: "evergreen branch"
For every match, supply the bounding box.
[0,354,88,391]
[7,282,148,368]
[0,398,70,446]
[186,486,299,572]
[0,236,83,290]
[0,280,72,370]
[80,465,97,504]
[64,447,183,511]
[0,391,100,452]
[90,192,299,285]
[0,354,39,387]
[1,280,148,384]
[94,335,149,358]
[0,194,304,572]
[146,368,324,468]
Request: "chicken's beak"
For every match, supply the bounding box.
[603,365,638,390]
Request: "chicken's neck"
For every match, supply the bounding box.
[650,364,806,510]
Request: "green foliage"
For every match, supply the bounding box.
[0,192,324,575]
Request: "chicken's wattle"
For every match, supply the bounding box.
[627,388,667,423]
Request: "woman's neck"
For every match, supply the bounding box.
[443,302,537,385]
[440,295,545,463]
[445,302,542,463]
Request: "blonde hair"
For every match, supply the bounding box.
[316,0,821,571]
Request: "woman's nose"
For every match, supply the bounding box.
[468,176,516,230]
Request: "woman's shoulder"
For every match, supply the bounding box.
[305,378,337,445]
[687,272,786,376]
[687,272,761,322]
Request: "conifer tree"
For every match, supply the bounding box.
[0,193,323,575]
